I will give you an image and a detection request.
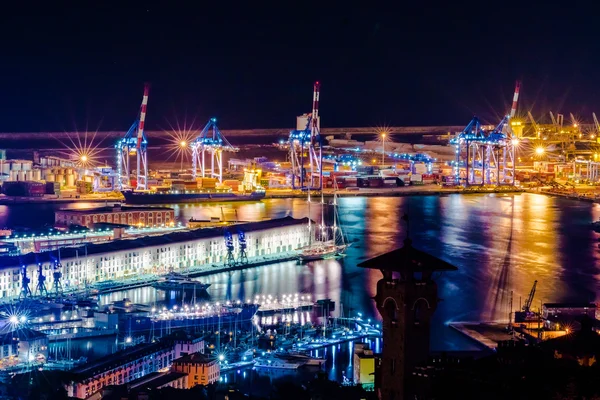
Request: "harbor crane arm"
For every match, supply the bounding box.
[549,112,557,127]
[593,113,600,133]
[527,111,539,138]
[522,280,538,312]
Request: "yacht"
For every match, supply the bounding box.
[298,181,349,262]
[254,356,306,370]
[151,271,211,293]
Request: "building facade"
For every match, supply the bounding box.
[353,343,375,389]
[67,332,204,399]
[0,217,310,299]
[172,353,220,387]
[0,328,49,363]
[55,204,175,228]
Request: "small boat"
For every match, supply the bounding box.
[151,271,211,293]
[107,298,152,313]
[55,294,98,309]
[279,350,326,366]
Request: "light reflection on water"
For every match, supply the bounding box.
[7,193,600,355]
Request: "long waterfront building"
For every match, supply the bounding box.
[0,216,310,299]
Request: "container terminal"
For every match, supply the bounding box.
[4,80,600,206]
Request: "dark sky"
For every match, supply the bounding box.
[0,2,598,132]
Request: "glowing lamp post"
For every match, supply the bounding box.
[381,133,386,167]
[179,141,187,171]
[535,147,545,174]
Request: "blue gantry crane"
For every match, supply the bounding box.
[191,118,238,183]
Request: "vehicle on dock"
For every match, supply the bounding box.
[151,271,211,293]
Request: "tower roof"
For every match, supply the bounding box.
[358,238,458,272]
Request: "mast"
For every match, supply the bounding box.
[320,189,325,242]
[307,191,312,246]
[333,178,338,243]
[136,83,150,190]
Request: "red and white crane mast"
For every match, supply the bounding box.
[116,83,150,190]
[136,84,150,190]
[308,82,323,189]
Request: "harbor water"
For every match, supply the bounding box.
[4,193,600,354]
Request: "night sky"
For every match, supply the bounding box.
[0,2,598,132]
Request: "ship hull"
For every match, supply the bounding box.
[122,190,266,205]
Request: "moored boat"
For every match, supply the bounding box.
[151,271,211,293]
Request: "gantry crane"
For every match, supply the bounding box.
[451,81,519,186]
[191,118,238,183]
[116,84,150,190]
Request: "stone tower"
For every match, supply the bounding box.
[359,234,457,400]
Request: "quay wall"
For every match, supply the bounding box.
[0,217,310,299]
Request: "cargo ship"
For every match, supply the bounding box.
[122,189,266,205]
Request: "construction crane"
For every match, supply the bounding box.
[522,280,537,313]
[289,82,323,190]
[116,83,150,190]
[191,118,238,183]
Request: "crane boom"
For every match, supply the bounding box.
[522,280,537,312]
[570,113,578,128]
[510,81,521,118]
[593,113,600,133]
[549,111,557,126]
[527,111,539,138]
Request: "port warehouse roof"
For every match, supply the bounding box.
[71,341,170,379]
[0,216,309,268]
[71,331,203,379]
[0,328,46,345]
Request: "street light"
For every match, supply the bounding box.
[535,147,545,156]
[179,141,187,171]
